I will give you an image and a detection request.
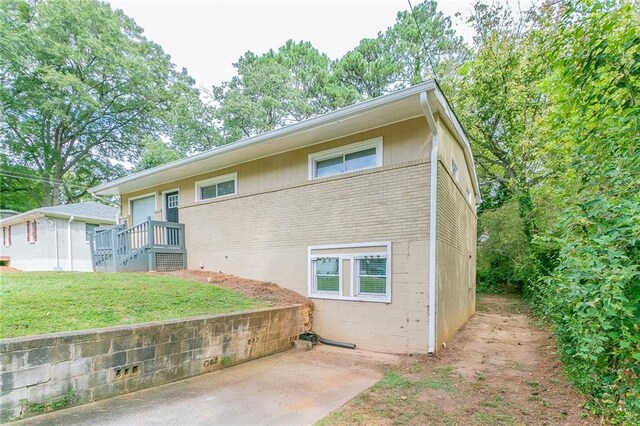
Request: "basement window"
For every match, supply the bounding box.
[311,257,340,294]
[308,137,383,179]
[195,173,237,202]
[308,242,391,303]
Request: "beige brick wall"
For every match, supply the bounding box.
[120,116,432,223]
[181,162,431,353]
[435,161,477,348]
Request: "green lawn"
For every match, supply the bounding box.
[0,272,269,339]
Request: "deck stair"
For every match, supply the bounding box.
[89,219,186,272]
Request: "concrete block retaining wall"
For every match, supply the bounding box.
[0,304,312,421]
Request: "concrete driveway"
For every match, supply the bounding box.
[19,345,399,426]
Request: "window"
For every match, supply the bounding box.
[308,137,383,179]
[86,223,99,243]
[27,220,37,243]
[466,187,473,203]
[308,242,391,303]
[195,173,237,202]
[356,258,387,295]
[451,157,459,182]
[312,257,340,293]
[2,226,11,246]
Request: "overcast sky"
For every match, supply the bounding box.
[107,0,532,90]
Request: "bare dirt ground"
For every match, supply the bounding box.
[163,269,310,306]
[319,295,595,426]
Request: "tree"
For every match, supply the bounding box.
[211,40,359,143]
[335,0,468,98]
[0,0,210,206]
[134,138,183,172]
[443,2,548,207]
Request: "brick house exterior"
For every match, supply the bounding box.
[91,81,480,354]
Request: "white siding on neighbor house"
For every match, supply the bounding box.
[0,218,99,272]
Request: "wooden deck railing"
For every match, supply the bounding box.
[89,218,185,271]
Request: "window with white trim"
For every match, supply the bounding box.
[312,257,340,293]
[451,157,459,182]
[308,242,391,303]
[27,220,37,243]
[466,187,473,203]
[2,226,11,246]
[308,137,383,179]
[195,173,237,202]
[356,257,387,295]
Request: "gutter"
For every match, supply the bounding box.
[420,90,439,355]
[89,81,437,195]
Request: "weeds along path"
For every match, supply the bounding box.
[319,295,594,425]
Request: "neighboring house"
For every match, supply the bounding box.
[90,81,480,354]
[0,202,117,272]
[0,209,19,220]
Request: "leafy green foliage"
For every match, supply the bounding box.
[0,272,268,338]
[335,0,467,98]
[526,1,640,422]
[0,0,212,205]
[211,40,359,142]
[477,201,532,293]
[134,138,184,172]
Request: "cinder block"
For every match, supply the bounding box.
[0,387,27,409]
[0,352,27,373]
[1,365,49,392]
[74,340,111,358]
[93,351,126,370]
[50,358,92,381]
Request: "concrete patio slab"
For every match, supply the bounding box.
[18,345,399,426]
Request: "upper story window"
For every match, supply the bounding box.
[308,137,383,180]
[466,187,473,204]
[27,220,37,243]
[451,157,460,182]
[195,172,237,202]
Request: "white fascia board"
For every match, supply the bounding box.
[90,81,436,196]
[430,87,482,204]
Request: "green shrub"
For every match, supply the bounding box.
[477,201,533,293]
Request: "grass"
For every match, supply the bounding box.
[0,272,269,338]
[316,366,458,426]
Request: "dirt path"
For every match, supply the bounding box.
[319,295,595,425]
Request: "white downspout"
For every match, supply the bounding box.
[420,91,438,355]
[67,216,75,271]
[48,217,60,270]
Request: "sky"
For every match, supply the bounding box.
[107,0,532,91]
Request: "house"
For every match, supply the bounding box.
[90,81,480,354]
[0,202,117,272]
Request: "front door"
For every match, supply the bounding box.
[164,191,180,246]
[165,192,179,223]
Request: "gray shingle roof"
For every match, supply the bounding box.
[0,201,118,225]
[38,201,118,222]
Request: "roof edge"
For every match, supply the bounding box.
[90,81,437,195]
